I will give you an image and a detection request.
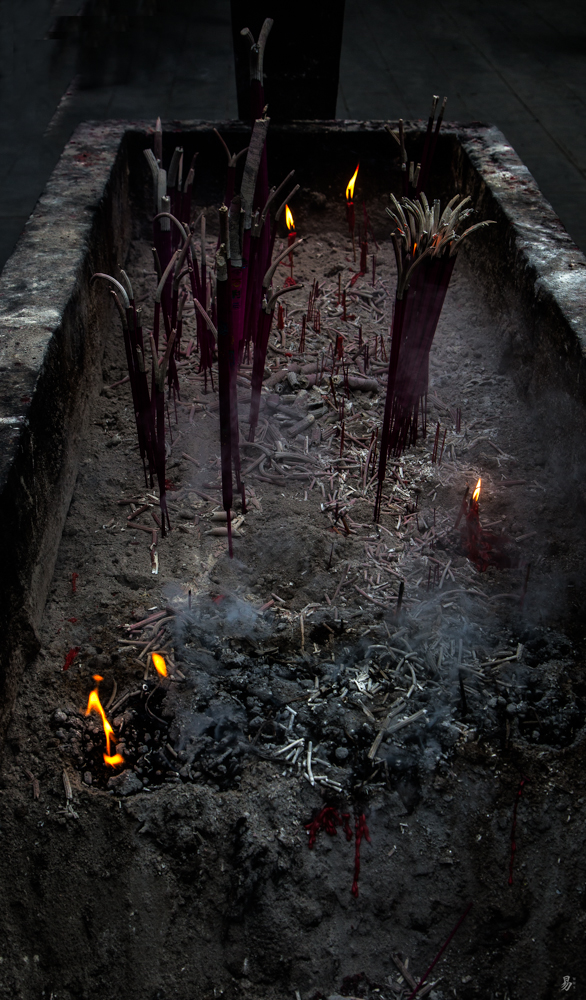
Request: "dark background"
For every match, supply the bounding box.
[1,0,585,268]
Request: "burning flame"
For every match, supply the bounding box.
[85,674,124,767]
[346,164,359,202]
[472,478,481,503]
[152,652,168,677]
[285,204,295,231]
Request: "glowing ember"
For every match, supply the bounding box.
[472,478,481,503]
[85,674,123,767]
[345,164,359,202]
[285,204,295,231]
[152,652,168,677]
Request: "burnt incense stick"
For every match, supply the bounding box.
[154,116,162,163]
[240,117,271,229]
[418,95,438,193]
[181,152,198,224]
[216,234,234,557]
[240,18,273,120]
[419,96,448,194]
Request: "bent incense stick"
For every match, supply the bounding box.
[214,129,249,207]
[247,281,304,442]
[247,239,305,440]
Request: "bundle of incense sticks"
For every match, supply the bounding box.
[144,127,215,393]
[91,18,306,557]
[91,266,184,537]
[373,192,495,522]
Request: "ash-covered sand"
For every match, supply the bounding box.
[0,211,585,1000]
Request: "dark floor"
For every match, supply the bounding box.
[1,0,585,268]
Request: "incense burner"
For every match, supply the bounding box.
[0,119,585,998]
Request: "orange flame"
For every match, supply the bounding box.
[285,204,295,231]
[472,478,481,503]
[346,164,359,202]
[152,652,168,677]
[85,674,122,767]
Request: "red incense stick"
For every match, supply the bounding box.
[406,902,473,999]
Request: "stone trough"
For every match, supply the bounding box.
[0,120,585,999]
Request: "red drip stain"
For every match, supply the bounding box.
[164,478,178,491]
[212,594,225,604]
[341,813,353,841]
[349,269,365,287]
[351,813,371,897]
[305,806,348,848]
[508,776,527,885]
[305,809,370,896]
[67,618,78,624]
[71,572,79,594]
[62,647,80,671]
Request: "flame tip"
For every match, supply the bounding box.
[285,204,295,231]
[85,678,116,758]
[346,163,360,201]
[152,652,168,677]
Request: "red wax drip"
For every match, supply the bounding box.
[508,777,527,885]
[305,806,349,848]
[305,809,371,896]
[342,813,353,841]
[62,647,80,672]
[351,813,371,898]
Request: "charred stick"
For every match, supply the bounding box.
[181,152,198,224]
[416,95,438,195]
[421,96,447,192]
